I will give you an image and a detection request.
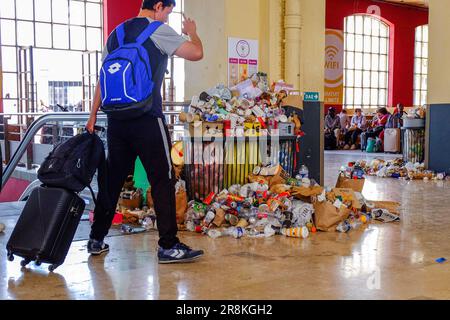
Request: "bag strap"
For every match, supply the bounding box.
[116,23,126,47]
[136,21,164,45]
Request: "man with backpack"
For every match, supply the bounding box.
[85,0,204,264]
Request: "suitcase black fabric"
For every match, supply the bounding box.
[6,186,85,272]
[360,132,368,151]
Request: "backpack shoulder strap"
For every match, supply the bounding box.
[136,21,164,45]
[116,23,126,47]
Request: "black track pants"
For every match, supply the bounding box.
[90,113,179,249]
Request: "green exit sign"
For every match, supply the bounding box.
[304,92,320,101]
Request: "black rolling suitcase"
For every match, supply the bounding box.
[6,186,85,272]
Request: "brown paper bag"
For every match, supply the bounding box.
[176,187,188,224]
[313,201,351,232]
[332,188,363,210]
[335,174,365,193]
[212,208,226,227]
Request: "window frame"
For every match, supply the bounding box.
[413,24,428,107]
[343,14,390,112]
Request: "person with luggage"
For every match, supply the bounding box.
[85,0,205,264]
[324,107,341,150]
[362,107,390,152]
[343,108,367,150]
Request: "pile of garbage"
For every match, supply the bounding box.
[175,164,401,239]
[342,159,447,181]
[178,73,302,137]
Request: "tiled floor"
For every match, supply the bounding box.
[0,151,449,300]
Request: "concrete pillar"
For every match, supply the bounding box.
[428,0,450,104]
[284,0,302,89]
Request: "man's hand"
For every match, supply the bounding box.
[86,115,97,134]
[182,14,197,36]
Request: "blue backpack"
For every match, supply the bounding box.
[100,21,163,118]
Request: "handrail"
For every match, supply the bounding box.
[1,113,106,189]
[1,102,190,189]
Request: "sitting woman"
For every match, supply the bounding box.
[364,107,390,146]
[344,108,367,150]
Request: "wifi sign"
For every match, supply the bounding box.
[326,46,339,60]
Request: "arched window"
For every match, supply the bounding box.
[414,25,428,106]
[343,15,390,111]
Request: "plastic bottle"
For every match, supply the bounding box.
[349,217,362,230]
[282,227,309,239]
[206,229,222,239]
[225,227,245,239]
[301,165,309,179]
[336,220,351,233]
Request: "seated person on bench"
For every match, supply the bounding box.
[344,108,367,150]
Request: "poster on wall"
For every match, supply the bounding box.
[228,37,259,87]
[324,29,344,106]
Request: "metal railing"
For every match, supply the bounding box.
[1,101,190,190]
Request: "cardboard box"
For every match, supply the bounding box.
[335,173,365,193]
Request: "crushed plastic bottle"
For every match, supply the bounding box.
[336,220,351,233]
[264,224,276,237]
[206,229,222,239]
[225,227,245,239]
[141,216,155,231]
[296,165,309,180]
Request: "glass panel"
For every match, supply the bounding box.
[416,26,422,42]
[363,88,370,105]
[422,42,428,58]
[355,35,363,52]
[414,75,421,91]
[354,88,362,105]
[363,36,371,52]
[346,51,354,69]
[70,26,86,51]
[355,52,363,69]
[3,73,18,99]
[371,89,378,105]
[53,24,69,49]
[355,70,362,87]
[346,16,355,33]
[35,23,52,48]
[380,39,387,54]
[17,21,34,46]
[379,55,387,71]
[1,46,17,71]
[87,27,102,51]
[16,0,34,20]
[372,18,380,37]
[379,90,387,105]
[346,70,354,87]
[53,0,69,24]
[421,75,427,89]
[371,72,379,87]
[414,90,420,106]
[363,71,370,87]
[1,19,16,45]
[70,1,86,26]
[174,57,185,101]
[371,37,379,54]
[355,16,363,34]
[414,58,421,75]
[169,14,182,34]
[346,33,355,51]
[423,26,428,42]
[35,0,51,22]
[380,24,388,37]
[364,17,372,35]
[422,58,428,74]
[86,3,102,27]
[379,72,387,89]
[363,53,371,70]
[0,0,15,19]
[415,41,421,57]
[345,88,354,105]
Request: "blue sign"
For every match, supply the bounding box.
[304,92,320,101]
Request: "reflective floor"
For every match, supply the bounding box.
[1,151,449,300]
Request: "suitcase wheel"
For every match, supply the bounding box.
[35,260,42,266]
[48,264,58,272]
[7,253,14,262]
[20,259,31,267]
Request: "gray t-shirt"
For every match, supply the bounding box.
[102,17,187,61]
